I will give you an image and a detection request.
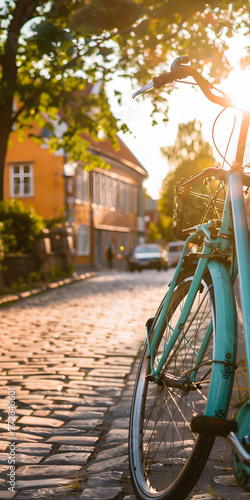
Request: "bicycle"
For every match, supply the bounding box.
[128,56,250,500]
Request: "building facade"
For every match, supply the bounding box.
[64,135,147,267]
[4,122,147,268]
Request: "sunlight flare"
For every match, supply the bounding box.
[222,67,250,112]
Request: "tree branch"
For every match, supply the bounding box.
[11,104,25,126]
[61,19,148,71]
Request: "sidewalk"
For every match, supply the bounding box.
[0,270,95,307]
[0,259,129,308]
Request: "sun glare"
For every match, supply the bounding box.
[222,66,250,112]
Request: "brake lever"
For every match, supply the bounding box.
[132,80,154,99]
[132,56,190,98]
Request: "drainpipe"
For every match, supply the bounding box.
[89,171,95,268]
[137,185,145,244]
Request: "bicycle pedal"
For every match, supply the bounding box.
[191,415,238,437]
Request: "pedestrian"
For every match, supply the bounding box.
[107,244,113,269]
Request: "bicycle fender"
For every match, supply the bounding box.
[205,260,237,418]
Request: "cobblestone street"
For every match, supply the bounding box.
[0,270,248,500]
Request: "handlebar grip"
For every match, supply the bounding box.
[153,67,189,89]
[153,66,232,108]
[153,72,173,88]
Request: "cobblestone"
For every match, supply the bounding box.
[80,486,122,499]
[13,487,76,499]
[44,452,91,464]
[0,269,247,499]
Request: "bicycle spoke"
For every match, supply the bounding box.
[129,271,223,499]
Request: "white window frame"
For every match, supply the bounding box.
[83,169,89,202]
[77,225,90,256]
[9,163,34,197]
[76,167,89,202]
[100,174,106,206]
[93,172,101,204]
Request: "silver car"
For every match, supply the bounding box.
[166,241,185,267]
[127,244,168,271]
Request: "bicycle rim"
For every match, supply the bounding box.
[129,270,217,500]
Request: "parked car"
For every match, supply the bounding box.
[127,244,168,271]
[166,240,185,267]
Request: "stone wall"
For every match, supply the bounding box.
[2,227,74,286]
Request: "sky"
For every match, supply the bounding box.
[107,34,250,200]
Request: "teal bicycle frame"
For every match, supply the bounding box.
[130,57,250,497]
[147,112,250,401]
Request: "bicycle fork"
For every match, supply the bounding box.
[146,237,250,485]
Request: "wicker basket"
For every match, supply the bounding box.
[173,173,226,240]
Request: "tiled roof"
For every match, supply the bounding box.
[59,83,147,177]
[84,132,147,177]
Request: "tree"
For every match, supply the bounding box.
[158,120,217,231]
[148,221,161,243]
[0,0,118,200]
[161,120,214,173]
[0,1,248,200]
[156,214,173,243]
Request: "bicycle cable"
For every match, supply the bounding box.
[212,107,237,169]
[175,78,235,169]
[199,109,236,225]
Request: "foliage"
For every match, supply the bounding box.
[161,120,214,171]
[9,265,73,291]
[148,221,161,243]
[46,264,74,282]
[159,120,217,218]
[0,1,249,198]
[44,216,67,230]
[157,214,173,243]
[0,199,44,253]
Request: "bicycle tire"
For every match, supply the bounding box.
[129,265,236,500]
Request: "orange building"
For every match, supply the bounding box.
[4,122,65,220]
[4,116,147,268]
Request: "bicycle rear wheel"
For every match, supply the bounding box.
[129,266,236,500]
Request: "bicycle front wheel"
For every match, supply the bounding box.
[129,266,235,500]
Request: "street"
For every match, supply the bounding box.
[0,269,248,500]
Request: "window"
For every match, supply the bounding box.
[111,178,117,208]
[100,174,106,206]
[105,176,112,207]
[118,181,124,211]
[130,185,138,212]
[77,225,89,256]
[76,167,89,202]
[9,163,33,197]
[124,183,129,213]
[93,172,101,204]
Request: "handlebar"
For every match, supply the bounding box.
[132,57,232,109]
[132,56,250,172]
